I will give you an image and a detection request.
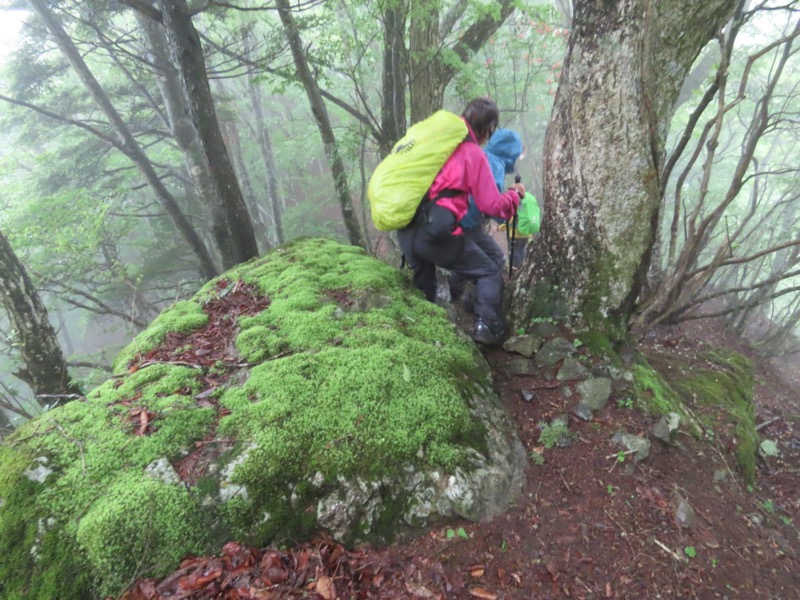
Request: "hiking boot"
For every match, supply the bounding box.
[472,319,505,345]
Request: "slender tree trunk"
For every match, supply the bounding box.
[380,4,407,154]
[244,55,285,244]
[0,408,12,436]
[159,0,259,268]
[29,0,218,280]
[508,0,738,337]
[276,0,365,248]
[0,229,81,406]
[220,113,272,251]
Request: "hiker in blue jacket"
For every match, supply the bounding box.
[449,128,523,309]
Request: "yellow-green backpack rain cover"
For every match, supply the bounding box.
[368,110,468,231]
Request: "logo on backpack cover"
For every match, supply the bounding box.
[393,140,416,154]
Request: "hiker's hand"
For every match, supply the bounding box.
[510,183,525,201]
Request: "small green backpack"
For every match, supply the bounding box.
[367,110,468,231]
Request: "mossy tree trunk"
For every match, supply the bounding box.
[0,229,82,406]
[507,0,738,337]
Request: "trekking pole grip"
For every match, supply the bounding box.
[513,174,524,199]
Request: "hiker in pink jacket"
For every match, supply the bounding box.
[397,97,525,345]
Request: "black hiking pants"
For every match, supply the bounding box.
[398,203,506,335]
[449,224,505,302]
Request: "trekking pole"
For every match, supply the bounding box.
[509,175,522,278]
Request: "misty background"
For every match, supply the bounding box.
[0,0,797,432]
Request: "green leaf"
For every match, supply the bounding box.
[759,439,779,457]
[684,546,697,558]
[446,528,455,539]
[457,527,469,539]
[402,364,411,383]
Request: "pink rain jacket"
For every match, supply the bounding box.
[429,119,520,236]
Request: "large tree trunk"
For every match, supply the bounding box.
[0,229,81,407]
[29,0,218,280]
[276,0,365,248]
[159,0,260,268]
[508,0,737,337]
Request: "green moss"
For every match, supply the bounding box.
[1,238,502,597]
[219,340,479,489]
[517,279,571,325]
[76,473,210,596]
[668,349,757,483]
[641,347,758,483]
[578,328,619,362]
[0,363,214,597]
[632,360,687,418]
[0,448,93,600]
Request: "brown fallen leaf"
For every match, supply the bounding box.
[248,586,276,600]
[178,566,223,591]
[470,567,485,578]
[469,587,498,600]
[606,581,613,597]
[315,575,335,600]
[405,581,436,598]
[545,558,559,580]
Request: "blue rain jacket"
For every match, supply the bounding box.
[460,129,523,230]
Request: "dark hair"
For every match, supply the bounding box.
[462,97,499,142]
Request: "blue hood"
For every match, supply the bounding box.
[485,128,523,189]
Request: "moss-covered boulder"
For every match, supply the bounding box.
[637,346,758,482]
[0,238,526,599]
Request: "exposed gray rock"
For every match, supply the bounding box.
[503,334,544,358]
[535,337,576,368]
[317,476,386,538]
[670,489,696,528]
[316,388,528,539]
[612,432,651,461]
[653,413,681,444]
[24,457,53,484]
[577,377,612,410]
[436,298,459,323]
[505,358,537,377]
[557,357,589,381]
[521,389,535,403]
[144,458,182,486]
[572,403,594,421]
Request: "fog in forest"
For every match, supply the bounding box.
[0,0,798,432]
